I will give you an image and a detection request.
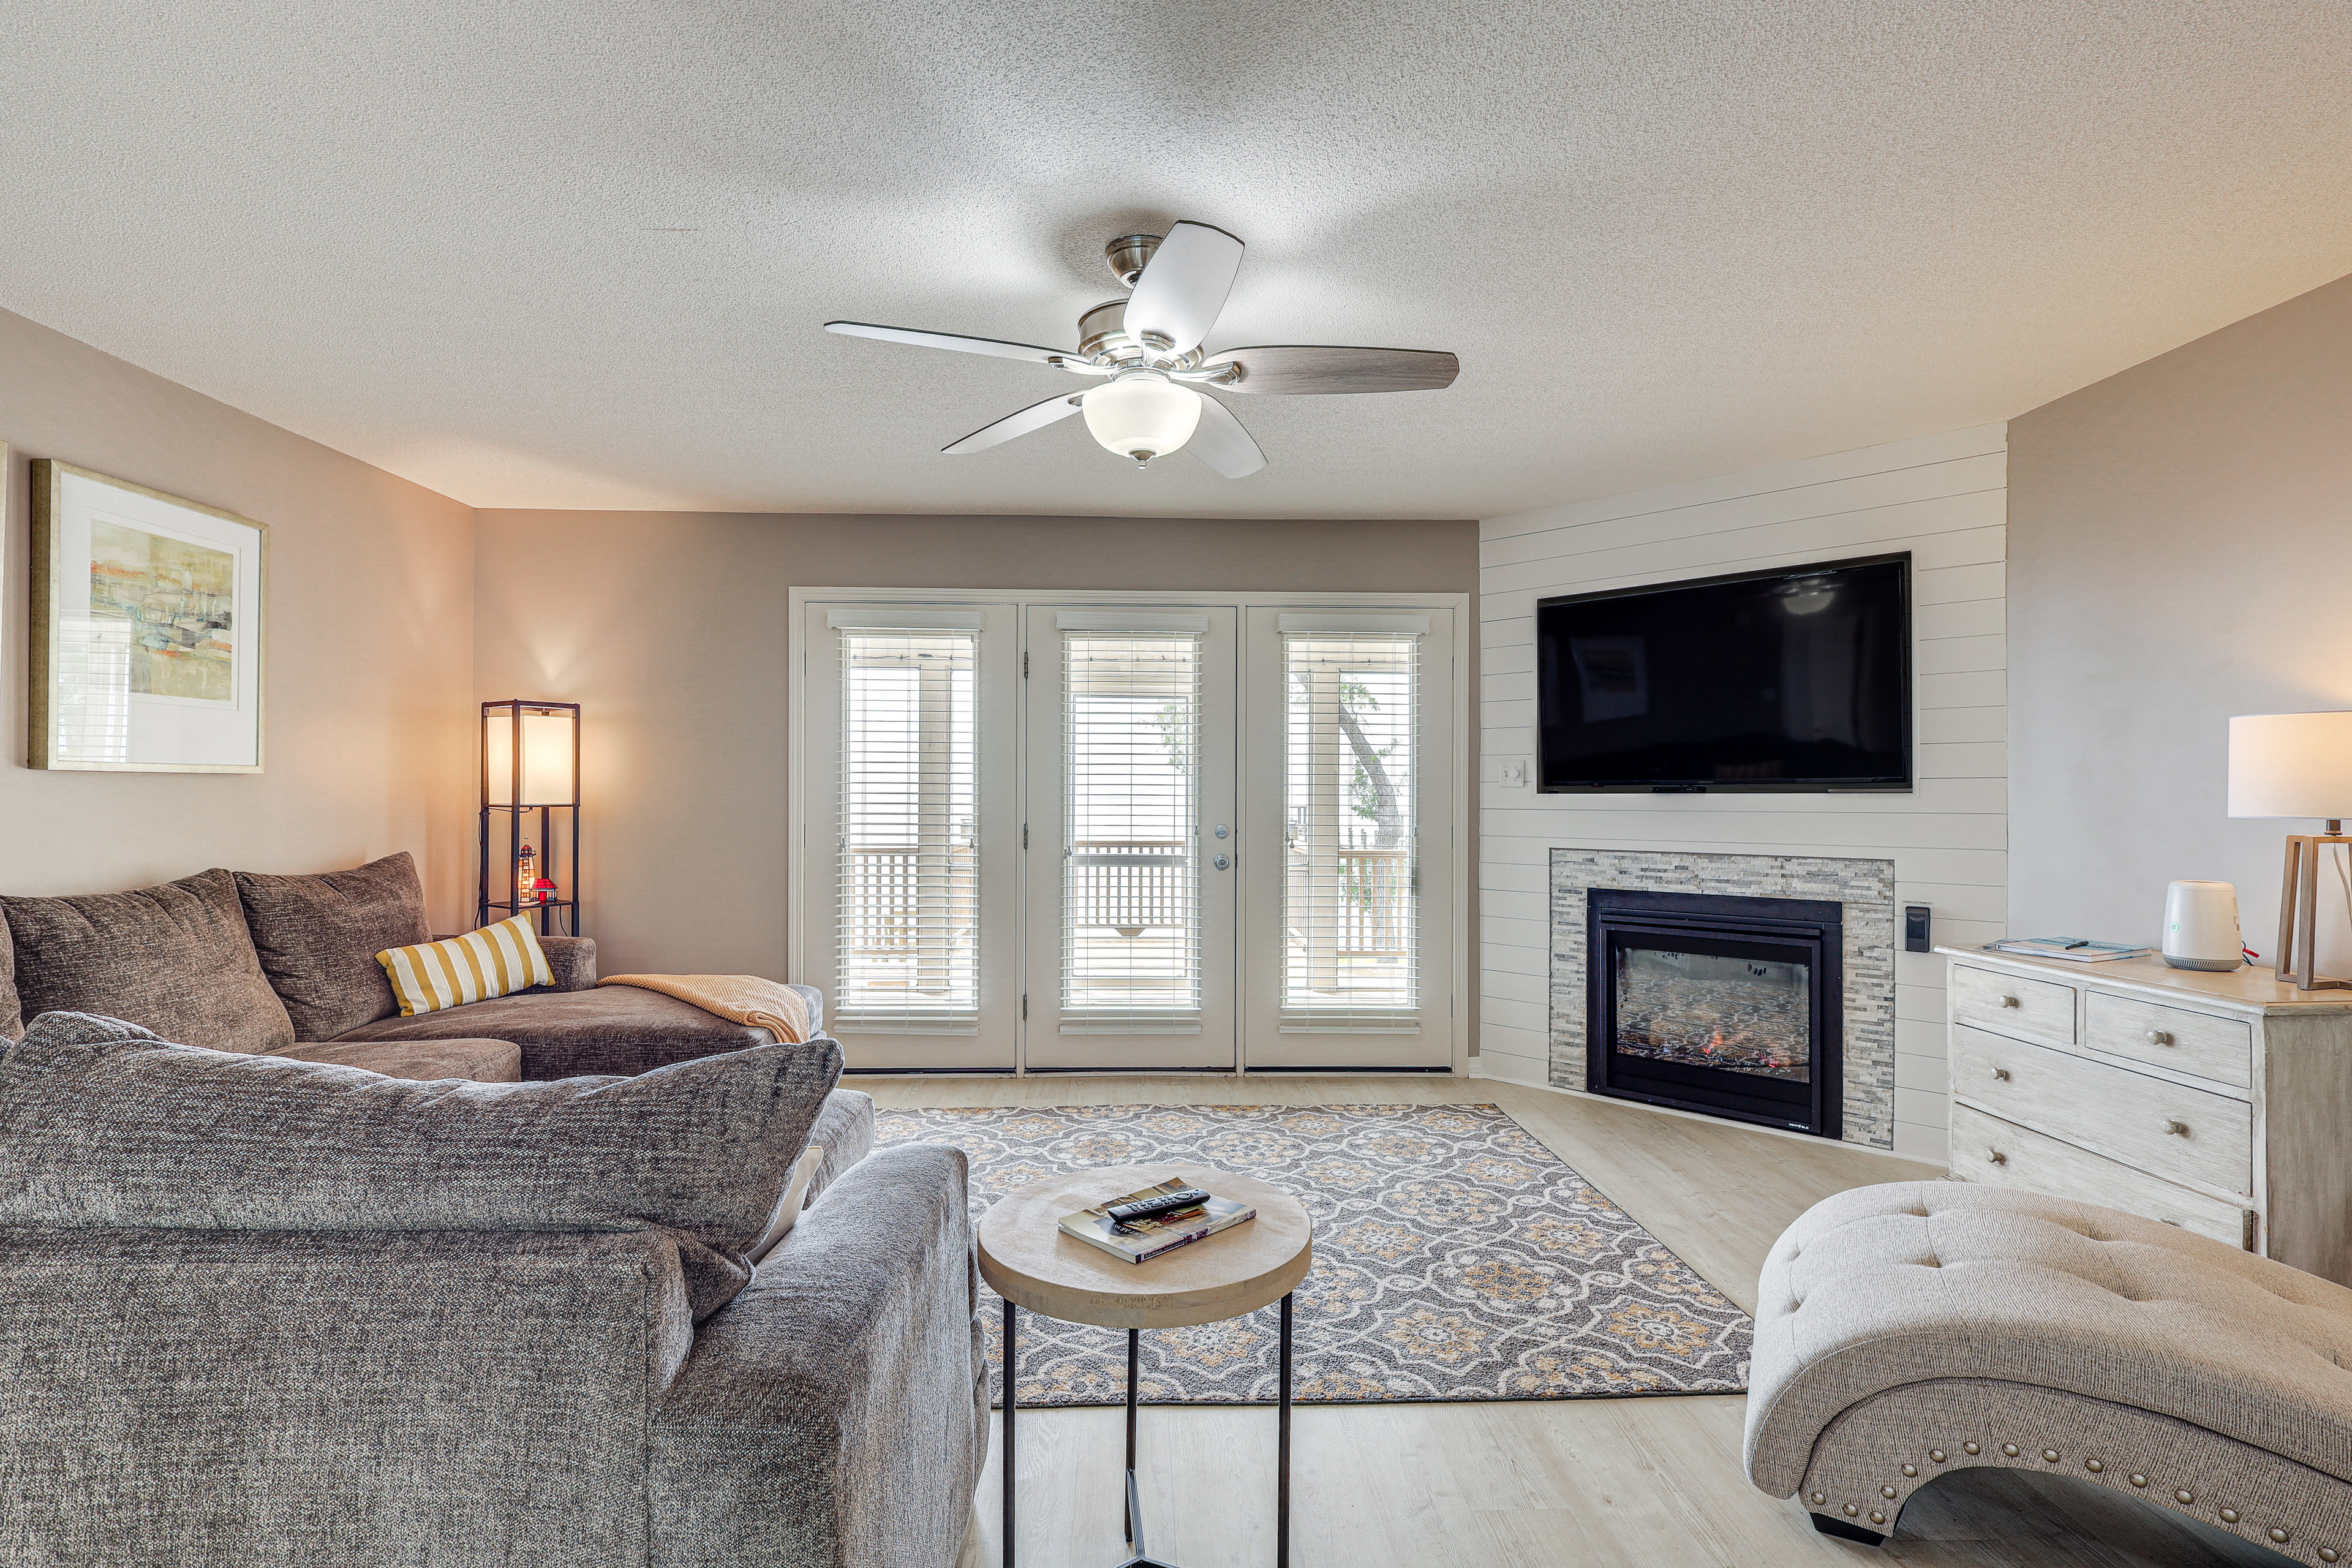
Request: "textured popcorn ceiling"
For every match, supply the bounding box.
[2,2,2350,518]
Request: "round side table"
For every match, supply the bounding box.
[978,1163,1313,1568]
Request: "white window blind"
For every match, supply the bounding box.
[835,629,979,1032]
[1282,630,1421,1031]
[1061,631,1203,1029]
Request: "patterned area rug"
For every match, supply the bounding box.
[875,1102,1753,1406]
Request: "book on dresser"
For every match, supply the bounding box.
[1936,944,2352,1286]
[1059,1177,1257,1264]
[1981,937,2157,963]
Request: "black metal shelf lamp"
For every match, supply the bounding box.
[480,699,581,937]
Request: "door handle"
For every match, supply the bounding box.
[1213,854,1231,871]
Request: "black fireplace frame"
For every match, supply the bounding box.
[1585,888,1844,1139]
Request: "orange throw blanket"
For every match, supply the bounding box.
[597,974,810,1044]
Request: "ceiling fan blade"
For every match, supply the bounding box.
[1187,394,1265,479]
[1196,345,1460,394]
[941,391,1087,454]
[1123,221,1245,357]
[825,320,1076,363]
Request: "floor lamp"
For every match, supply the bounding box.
[2229,711,2352,991]
[480,699,581,937]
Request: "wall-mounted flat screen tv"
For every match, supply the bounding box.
[1536,553,1912,792]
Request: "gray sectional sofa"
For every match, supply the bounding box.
[0,1009,988,1567]
[0,858,986,1563]
[0,852,797,1080]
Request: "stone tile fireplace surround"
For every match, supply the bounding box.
[1548,849,1898,1149]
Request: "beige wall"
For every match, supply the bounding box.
[472,511,1479,981]
[0,306,478,928]
[2010,271,2352,971]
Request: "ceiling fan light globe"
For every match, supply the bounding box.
[1083,372,1200,464]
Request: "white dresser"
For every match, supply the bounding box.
[1939,946,2352,1285]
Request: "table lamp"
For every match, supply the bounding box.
[2228,712,2352,990]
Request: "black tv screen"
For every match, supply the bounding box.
[1536,554,1912,792]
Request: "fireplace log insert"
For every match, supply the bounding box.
[1585,888,1843,1139]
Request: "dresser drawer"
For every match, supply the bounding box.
[1951,1027,2253,1198]
[1951,1104,2252,1248]
[1950,963,2075,1044]
[2081,990,2253,1090]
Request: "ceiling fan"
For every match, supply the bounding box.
[824,221,1460,478]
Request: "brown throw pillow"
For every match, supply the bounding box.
[234,853,432,1040]
[2,869,294,1054]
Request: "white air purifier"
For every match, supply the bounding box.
[2163,880,2244,971]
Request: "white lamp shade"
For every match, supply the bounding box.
[2227,711,2352,820]
[486,711,577,806]
[1082,372,1200,462]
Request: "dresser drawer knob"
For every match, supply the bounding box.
[2162,1118,2189,1136]
[2146,1030,2174,1046]
[1998,995,2021,1008]
[1986,1149,2008,1164]
[1989,1067,2011,1081]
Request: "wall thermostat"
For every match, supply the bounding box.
[1904,905,1932,953]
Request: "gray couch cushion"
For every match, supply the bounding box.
[2,869,293,1054]
[233,852,432,1040]
[0,1011,843,1320]
[0,1223,698,1567]
[334,981,775,1079]
[803,1087,876,1209]
[267,1037,522,1083]
[540,933,599,990]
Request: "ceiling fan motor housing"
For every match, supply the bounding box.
[1102,232,1162,287]
[1077,298,1139,360]
[1078,297,1202,365]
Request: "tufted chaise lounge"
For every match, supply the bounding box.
[1744,1181,2352,1562]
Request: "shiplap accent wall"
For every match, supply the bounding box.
[1477,424,2009,1164]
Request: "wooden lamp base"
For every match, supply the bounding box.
[2276,824,2352,991]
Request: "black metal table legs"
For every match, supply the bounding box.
[1001,1294,1295,1568]
[1278,1291,1292,1566]
[1003,1297,1017,1566]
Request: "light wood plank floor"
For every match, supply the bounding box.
[859,1072,2282,1568]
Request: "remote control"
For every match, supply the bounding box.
[1105,1188,1211,1227]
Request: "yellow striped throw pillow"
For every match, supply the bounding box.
[375,915,554,1018]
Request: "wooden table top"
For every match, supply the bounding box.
[976,1163,1314,1331]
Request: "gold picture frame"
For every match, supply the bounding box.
[30,459,267,772]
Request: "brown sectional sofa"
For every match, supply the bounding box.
[0,853,815,1080]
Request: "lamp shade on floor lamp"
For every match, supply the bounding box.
[484,709,580,808]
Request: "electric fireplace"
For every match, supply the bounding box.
[1585,887,1843,1138]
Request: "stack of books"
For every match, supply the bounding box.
[1983,937,2157,963]
[1060,1176,1256,1264]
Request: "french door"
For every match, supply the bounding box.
[794,595,1455,1074]
[1022,607,1240,1069]
[798,603,1023,1070]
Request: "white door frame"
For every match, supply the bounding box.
[786,586,1473,1075]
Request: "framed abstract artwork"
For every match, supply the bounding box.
[29,460,266,772]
